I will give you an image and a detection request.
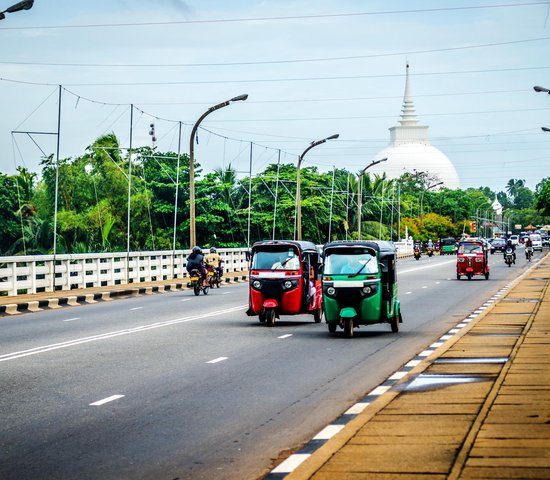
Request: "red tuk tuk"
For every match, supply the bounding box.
[246,240,323,326]
[456,239,490,280]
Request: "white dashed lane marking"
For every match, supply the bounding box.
[206,357,228,364]
[62,317,80,322]
[130,307,143,311]
[278,334,293,339]
[90,394,124,406]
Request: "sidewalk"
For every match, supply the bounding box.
[274,253,550,480]
[0,271,248,316]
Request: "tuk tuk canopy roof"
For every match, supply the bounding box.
[323,240,380,253]
[252,239,319,254]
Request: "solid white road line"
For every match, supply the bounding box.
[206,357,228,364]
[1,305,247,363]
[399,259,455,274]
[90,394,124,406]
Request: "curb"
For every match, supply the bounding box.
[0,275,249,317]
[270,254,548,479]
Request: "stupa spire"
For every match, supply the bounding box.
[398,63,419,126]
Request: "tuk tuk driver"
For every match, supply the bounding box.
[340,254,376,275]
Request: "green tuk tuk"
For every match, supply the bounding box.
[440,237,457,255]
[322,240,402,337]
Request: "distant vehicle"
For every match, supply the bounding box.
[529,234,543,252]
[490,238,507,254]
[542,235,550,248]
[509,235,519,246]
[440,237,457,255]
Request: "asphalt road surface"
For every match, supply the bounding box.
[0,249,535,480]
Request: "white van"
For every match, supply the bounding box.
[509,234,519,246]
[529,234,543,252]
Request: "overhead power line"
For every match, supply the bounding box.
[2,65,549,87]
[0,2,546,30]
[1,36,548,68]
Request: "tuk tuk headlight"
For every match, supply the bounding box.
[458,257,465,263]
[282,279,298,291]
[362,286,372,294]
[252,280,261,289]
[475,257,482,262]
[326,286,336,296]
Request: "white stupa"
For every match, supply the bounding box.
[368,64,460,189]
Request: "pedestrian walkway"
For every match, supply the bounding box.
[273,253,550,480]
[0,271,248,315]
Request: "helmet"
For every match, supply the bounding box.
[210,247,217,253]
[192,246,202,254]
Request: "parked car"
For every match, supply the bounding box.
[529,234,543,252]
[509,234,519,246]
[490,238,507,254]
[542,235,550,248]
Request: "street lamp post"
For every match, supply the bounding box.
[295,134,339,241]
[534,86,550,132]
[357,158,387,240]
[189,94,248,247]
[420,181,443,220]
[0,0,33,20]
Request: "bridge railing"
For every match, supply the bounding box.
[0,249,249,297]
[1,241,413,297]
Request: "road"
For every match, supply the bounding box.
[0,250,534,480]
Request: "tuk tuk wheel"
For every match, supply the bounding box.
[467,273,473,280]
[456,273,460,280]
[266,308,275,327]
[259,312,266,323]
[390,314,399,333]
[203,286,209,295]
[344,318,354,338]
[485,272,490,280]
[313,306,323,323]
[193,284,200,296]
[328,322,337,333]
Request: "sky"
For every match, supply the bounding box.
[1,0,549,193]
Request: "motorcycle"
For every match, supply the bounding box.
[414,246,421,260]
[426,246,434,257]
[504,248,514,267]
[206,264,222,288]
[525,246,533,262]
[189,268,209,295]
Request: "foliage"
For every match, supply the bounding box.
[1,133,547,255]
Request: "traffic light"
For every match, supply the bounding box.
[471,222,477,232]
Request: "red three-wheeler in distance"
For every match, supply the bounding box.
[246,240,323,326]
[456,239,490,280]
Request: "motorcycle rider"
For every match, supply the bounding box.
[186,246,208,286]
[504,238,516,264]
[205,247,224,279]
[525,236,533,259]
[427,239,434,249]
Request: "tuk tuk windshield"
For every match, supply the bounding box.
[324,251,378,276]
[458,243,483,254]
[441,238,455,246]
[251,247,300,271]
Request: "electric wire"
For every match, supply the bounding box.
[1,2,546,30]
